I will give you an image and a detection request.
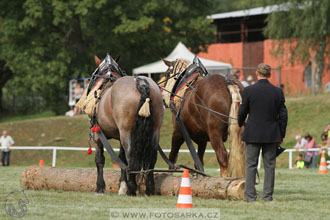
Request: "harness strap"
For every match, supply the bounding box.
[95,123,129,171]
[96,119,177,172]
[157,145,176,169]
[170,102,204,172]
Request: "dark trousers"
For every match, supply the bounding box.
[1,151,10,166]
[245,143,276,201]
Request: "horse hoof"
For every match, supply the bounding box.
[144,192,154,197]
[94,192,104,196]
[118,181,127,195]
[126,192,136,197]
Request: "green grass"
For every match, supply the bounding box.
[0,167,329,220]
[0,93,329,169]
[0,110,56,123]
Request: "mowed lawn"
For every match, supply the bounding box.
[0,93,330,169]
[0,166,329,220]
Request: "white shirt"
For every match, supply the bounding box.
[295,138,307,148]
[241,81,249,87]
[0,135,14,152]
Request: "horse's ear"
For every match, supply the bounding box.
[163,59,171,67]
[115,56,120,64]
[94,55,101,67]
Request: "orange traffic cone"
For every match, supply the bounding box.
[177,169,193,208]
[318,152,328,174]
[39,160,44,167]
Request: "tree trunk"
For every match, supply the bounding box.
[0,60,13,112]
[20,166,245,200]
[316,39,326,92]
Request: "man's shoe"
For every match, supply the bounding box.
[262,198,273,202]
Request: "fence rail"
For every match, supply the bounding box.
[4,146,330,169]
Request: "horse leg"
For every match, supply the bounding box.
[169,129,184,167]
[209,132,229,177]
[222,126,229,142]
[125,173,137,196]
[118,144,128,195]
[144,147,157,196]
[119,132,138,196]
[197,141,207,166]
[95,138,105,194]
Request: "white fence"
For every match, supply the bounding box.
[5,146,330,169]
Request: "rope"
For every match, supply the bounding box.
[157,71,181,86]
[159,59,239,124]
[182,77,234,124]
[159,86,239,122]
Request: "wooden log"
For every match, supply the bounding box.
[20,166,245,200]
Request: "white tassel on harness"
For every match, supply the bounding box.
[138,98,151,117]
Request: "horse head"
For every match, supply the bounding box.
[161,59,189,106]
[94,54,124,78]
[86,54,125,95]
[193,56,208,77]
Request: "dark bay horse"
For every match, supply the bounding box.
[161,59,244,177]
[93,55,164,196]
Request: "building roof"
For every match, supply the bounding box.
[207,5,284,20]
[132,42,231,75]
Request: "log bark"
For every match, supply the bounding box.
[20,166,245,200]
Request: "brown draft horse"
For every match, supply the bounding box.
[93,55,164,196]
[161,59,244,177]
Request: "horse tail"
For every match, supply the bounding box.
[129,77,155,171]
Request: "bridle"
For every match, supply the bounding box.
[87,54,125,96]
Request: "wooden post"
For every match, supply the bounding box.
[311,55,316,95]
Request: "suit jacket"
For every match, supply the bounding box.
[238,79,288,143]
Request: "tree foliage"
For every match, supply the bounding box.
[264,0,330,90]
[0,0,215,114]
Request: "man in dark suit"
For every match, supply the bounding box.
[238,63,288,202]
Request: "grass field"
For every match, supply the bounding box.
[0,93,329,219]
[0,93,329,169]
[0,166,329,220]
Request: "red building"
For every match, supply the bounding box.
[198,6,330,94]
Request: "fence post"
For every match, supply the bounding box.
[52,148,57,167]
[289,150,292,169]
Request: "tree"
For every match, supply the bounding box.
[264,0,330,91]
[0,61,13,112]
[212,0,265,13]
[0,0,215,114]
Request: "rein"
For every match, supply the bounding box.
[161,62,239,124]
[157,71,181,86]
[180,74,239,125]
[159,84,239,123]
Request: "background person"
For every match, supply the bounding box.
[318,133,328,153]
[238,63,288,202]
[302,134,318,169]
[293,153,305,169]
[73,82,84,115]
[327,123,330,147]
[295,135,308,152]
[0,130,14,166]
